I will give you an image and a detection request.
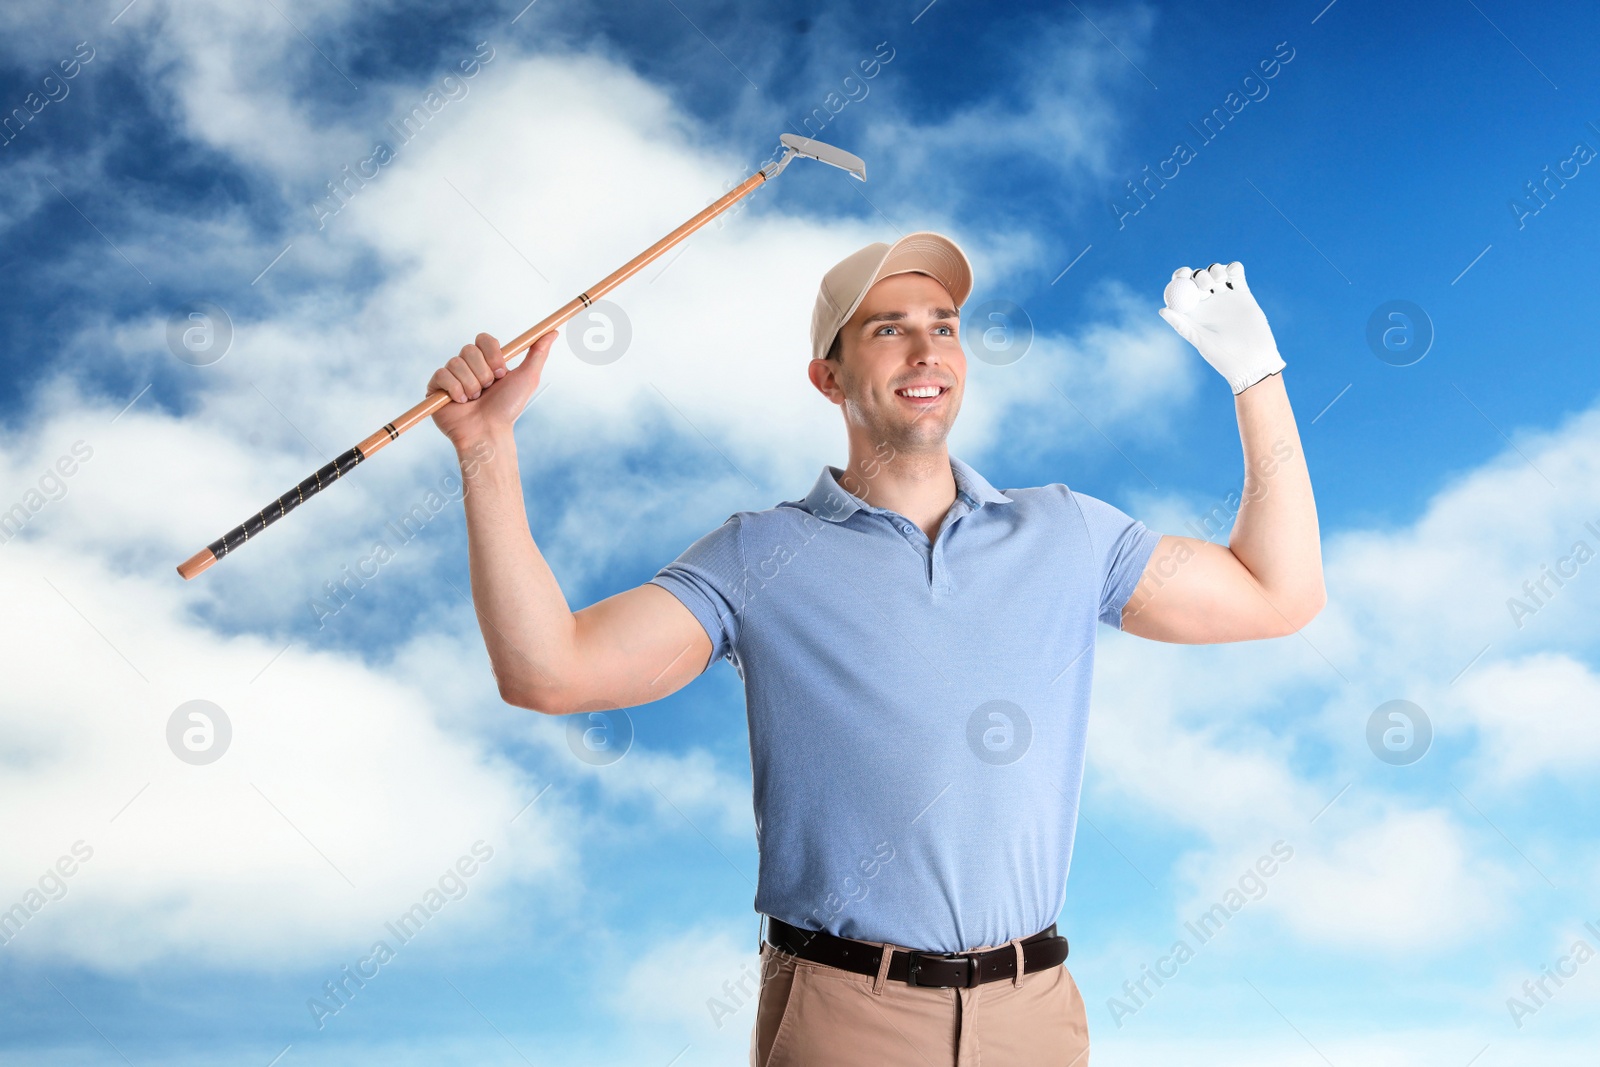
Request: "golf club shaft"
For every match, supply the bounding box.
[176,167,772,580]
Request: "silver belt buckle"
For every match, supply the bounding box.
[905,949,976,988]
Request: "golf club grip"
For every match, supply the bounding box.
[175,383,458,580]
[176,446,366,579]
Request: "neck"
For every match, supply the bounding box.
[837,440,957,538]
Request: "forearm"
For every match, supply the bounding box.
[456,427,578,709]
[1227,373,1325,619]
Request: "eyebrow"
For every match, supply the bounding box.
[858,307,960,328]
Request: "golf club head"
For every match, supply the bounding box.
[776,133,867,181]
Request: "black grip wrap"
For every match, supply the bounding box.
[207,446,366,560]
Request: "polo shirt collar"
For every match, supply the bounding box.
[802,454,1014,524]
[951,455,1013,509]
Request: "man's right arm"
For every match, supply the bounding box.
[430,330,713,715]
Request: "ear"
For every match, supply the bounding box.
[808,357,847,406]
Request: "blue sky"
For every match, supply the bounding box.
[1,0,1598,1063]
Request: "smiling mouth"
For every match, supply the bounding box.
[894,386,949,403]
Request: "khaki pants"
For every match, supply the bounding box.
[749,934,1091,1066]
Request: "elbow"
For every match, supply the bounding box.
[1301,578,1328,626]
[497,677,568,715]
[509,691,568,716]
[1271,582,1327,636]
[491,644,579,713]
[496,678,534,711]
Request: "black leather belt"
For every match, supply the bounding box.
[763,915,1069,989]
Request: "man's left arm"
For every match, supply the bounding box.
[1121,262,1327,644]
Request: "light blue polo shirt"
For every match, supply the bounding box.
[648,455,1162,953]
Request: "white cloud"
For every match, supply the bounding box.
[518,703,756,841]
[0,536,570,972]
[117,0,368,179]
[1454,653,1600,784]
[1262,805,1516,950]
[610,921,760,1046]
[854,5,1156,217]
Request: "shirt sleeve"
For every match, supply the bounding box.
[1069,490,1164,630]
[646,514,746,672]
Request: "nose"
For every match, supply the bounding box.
[906,331,939,366]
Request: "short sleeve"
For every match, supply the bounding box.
[647,514,746,672]
[1069,490,1163,630]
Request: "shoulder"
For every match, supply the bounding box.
[992,483,1143,551]
[741,499,835,541]
[675,496,839,557]
[687,500,814,545]
[984,481,1080,519]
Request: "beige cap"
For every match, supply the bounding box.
[810,231,973,363]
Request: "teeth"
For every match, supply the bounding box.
[897,386,942,398]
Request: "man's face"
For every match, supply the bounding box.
[810,271,965,452]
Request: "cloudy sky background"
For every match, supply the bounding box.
[1,0,1597,1062]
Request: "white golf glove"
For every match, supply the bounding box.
[1158,261,1285,394]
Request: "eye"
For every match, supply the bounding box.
[934,324,953,335]
[875,324,899,336]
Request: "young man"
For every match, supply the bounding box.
[426,231,1325,1065]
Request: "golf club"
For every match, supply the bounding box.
[175,133,866,580]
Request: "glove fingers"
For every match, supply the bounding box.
[1225,260,1248,292]
[1191,264,1224,297]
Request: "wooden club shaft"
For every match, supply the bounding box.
[177,168,771,580]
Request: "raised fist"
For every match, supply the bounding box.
[1158,261,1285,395]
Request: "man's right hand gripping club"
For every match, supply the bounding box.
[428,329,559,448]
